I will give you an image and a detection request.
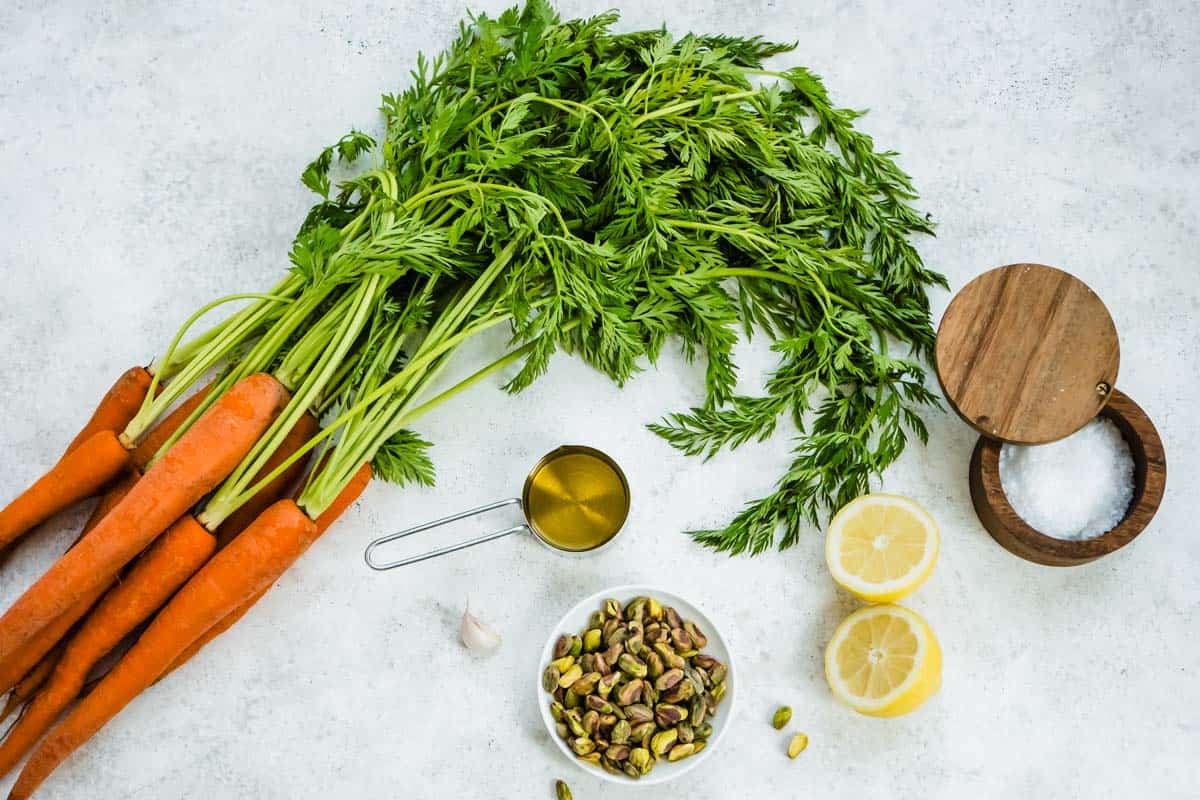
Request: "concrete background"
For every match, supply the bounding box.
[1,1,1197,797]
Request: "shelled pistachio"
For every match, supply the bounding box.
[543,596,728,780]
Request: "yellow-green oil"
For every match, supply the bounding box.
[522,448,629,551]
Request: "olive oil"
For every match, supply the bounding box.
[523,447,629,551]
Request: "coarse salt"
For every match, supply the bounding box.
[998,417,1135,540]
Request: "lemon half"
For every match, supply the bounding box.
[825,493,939,603]
[824,604,941,716]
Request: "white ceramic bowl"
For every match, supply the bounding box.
[536,584,736,785]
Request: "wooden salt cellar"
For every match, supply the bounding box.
[936,264,1166,566]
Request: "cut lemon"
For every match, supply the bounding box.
[824,604,941,717]
[825,493,938,602]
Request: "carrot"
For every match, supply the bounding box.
[0,516,215,778]
[163,462,371,678]
[0,431,130,564]
[0,472,139,700]
[0,373,288,665]
[8,500,317,799]
[62,367,153,457]
[0,652,58,725]
[130,383,211,470]
[216,412,318,549]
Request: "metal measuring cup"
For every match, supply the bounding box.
[364,445,630,570]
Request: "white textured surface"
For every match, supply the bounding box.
[1,2,1197,798]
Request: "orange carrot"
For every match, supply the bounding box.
[9,500,317,799]
[0,373,288,665]
[0,651,58,724]
[62,367,153,457]
[0,431,130,562]
[163,463,371,678]
[0,516,215,778]
[0,472,140,699]
[216,412,318,549]
[130,383,212,470]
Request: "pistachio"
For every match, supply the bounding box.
[692,654,718,670]
[570,737,595,756]
[597,672,619,699]
[690,696,707,727]
[622,762,641,780]
[655,703,688,726]
[592,651,610,676]
[644,650,664,679]
[671,628,694,651]
[650,728,678,756]
[586,694,613,714]
[664,606,682,630]
[692,740,706,755]
[625,631,644,656]
[708,663,727,685]
[644,622,663,642]
[600,756,622,775]
[588,610,605,629]
[629,747,651,771]
[617,653,648,679]
[647,597,663,620]
[667,743,696,762]
[653,642,685,671]
[684,620,707,649]
[615,679,644,706]
[599,713,618,730]
[624,702,653,724]
[787,732,808,759]
[552,687,565,704]
[602,618,620,644]
[579,653,596,674]
[558,664,583,689]
[625,597,647,621]
[604,598,623,620]
[564,689,582,710]
[655,668,683,691]
[582,628,602,653]
[582,710,600,736]
[550,701,565,722]
[550,655,575,674]
[555,722,568,739]
[641,682,658,706]
[630,721,656,742]
[571,671,602,696]
[542,665,561,693]
[676,723,695,744]
[711,680,727,703]
[663,679,694,704]
[553,635,572,659]
[555,779,573,800]
[578,752,602,766]
[602,642,625,665]
[564,709,586,737]
[610,719,632,745]
[605,744,631,761]
[694,722,713,738]
[606,626,630,647]
[772,706,792,730]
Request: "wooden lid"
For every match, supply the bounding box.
[935,263,1120,444]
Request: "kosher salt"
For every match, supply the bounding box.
[998,417,1135,540]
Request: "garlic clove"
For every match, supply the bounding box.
[461,601,501,655]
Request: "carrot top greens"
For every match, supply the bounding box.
[155,0,944,553]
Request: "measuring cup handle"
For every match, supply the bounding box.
[364,497,530,570]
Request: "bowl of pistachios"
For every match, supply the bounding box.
[536,585,736,785]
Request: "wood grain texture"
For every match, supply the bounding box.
[936,263,1120,444]
[969,388,1166,566]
